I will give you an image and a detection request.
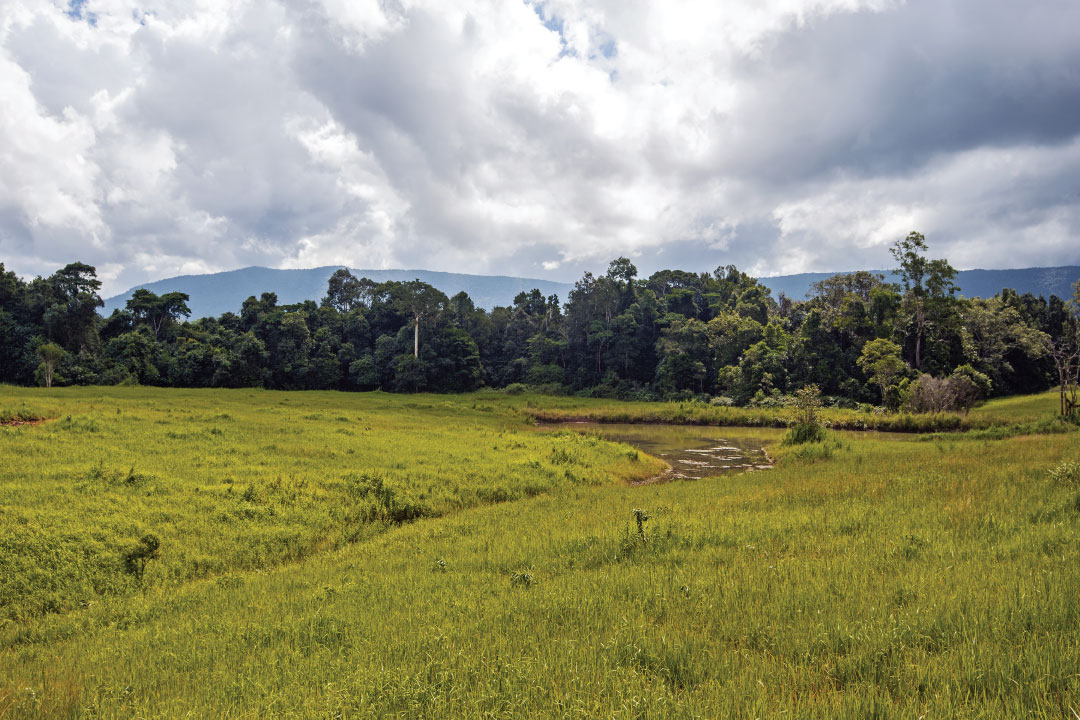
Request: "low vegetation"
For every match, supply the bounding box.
[0,386,663,623]
[0,403,48,425]
[0,387,1077,717]
[523,390,1069,433]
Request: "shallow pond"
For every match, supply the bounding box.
[551,423,773,480]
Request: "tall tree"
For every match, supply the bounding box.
[39,262,104,352]
[127,289,191,338]
[890,232,957,370]
[36,343,66,388]
[391,281,447,358]
[857,338,908,405]
[322,269,364,313]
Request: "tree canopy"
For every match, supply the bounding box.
[1,240,1075,404]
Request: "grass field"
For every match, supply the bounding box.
[1,387,1078,717]
[520,390,1070,432]
[0,387,663,623]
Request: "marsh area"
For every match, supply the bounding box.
[550,422,773,479]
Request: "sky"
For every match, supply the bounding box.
[1,0,1079,295]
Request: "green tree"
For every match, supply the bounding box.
[36,342,65,387]
[126,289,191,338]
[961,297,1050,394]
[322,269,369,313]
[890,232,957,370]
[857,338,908,406]
[40,262,104,352]
[390,281,447,358]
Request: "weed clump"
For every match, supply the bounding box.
[782,385,828,446]
[632,508,650,543]
[1049,461,1080,486]
[123,534,161,578]
[346,473,429,524]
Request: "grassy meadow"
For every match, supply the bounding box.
[1,387,1079,717]
[520,391,1070,432]
[0,387,663,622]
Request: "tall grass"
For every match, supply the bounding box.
[0,387,1077,717]
[521,391,1063,433]
[0,386,663,622]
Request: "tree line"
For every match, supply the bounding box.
[2,233,1079,411]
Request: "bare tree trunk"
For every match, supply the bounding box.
[414,317,419,358]
[914,301,925,370]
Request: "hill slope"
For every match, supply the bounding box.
[103,266,576,317]
[103,265,1080,319]
[759,266,1080,301]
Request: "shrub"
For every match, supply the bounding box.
[902,373,983,414]
[1049,461,1080,486]
[782,385,827,445]
[123,533,161,578]
[632,508,650,543]
[782,422,828,446]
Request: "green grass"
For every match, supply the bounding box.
[0,398,49,425]
[0,386,663,622]
[967,390,1064,424]
[519,390,1065,433]
[1,387,1078,717]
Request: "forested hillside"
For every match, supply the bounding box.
[3,234,1078,408]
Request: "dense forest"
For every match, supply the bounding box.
[3,233,1079,410]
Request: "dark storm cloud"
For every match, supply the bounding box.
[719,0,1080,186]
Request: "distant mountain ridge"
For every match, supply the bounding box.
[102,266,576,318]
[103,264,1080,319]
[758,266,1080,303]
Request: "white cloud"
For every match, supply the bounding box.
[0,0,1078,295]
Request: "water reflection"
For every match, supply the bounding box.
[552,423,772,480]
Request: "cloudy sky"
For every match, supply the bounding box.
[2,0,1079,294]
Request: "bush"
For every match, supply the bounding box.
[782,385,827,445]
[123,533,161,578]
[1049,461,1080,486]
[902,373,983,414]
[782,422,828,446]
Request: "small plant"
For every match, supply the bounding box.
[123,533,161,578]
[1049,461,1080,486]
[632,508,650,543]
[550,447,573,464]
[782,385,827,445]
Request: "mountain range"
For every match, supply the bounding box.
[103,265,1080,319]
[102,267,576,319]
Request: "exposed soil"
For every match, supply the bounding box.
[0,417,50,427]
